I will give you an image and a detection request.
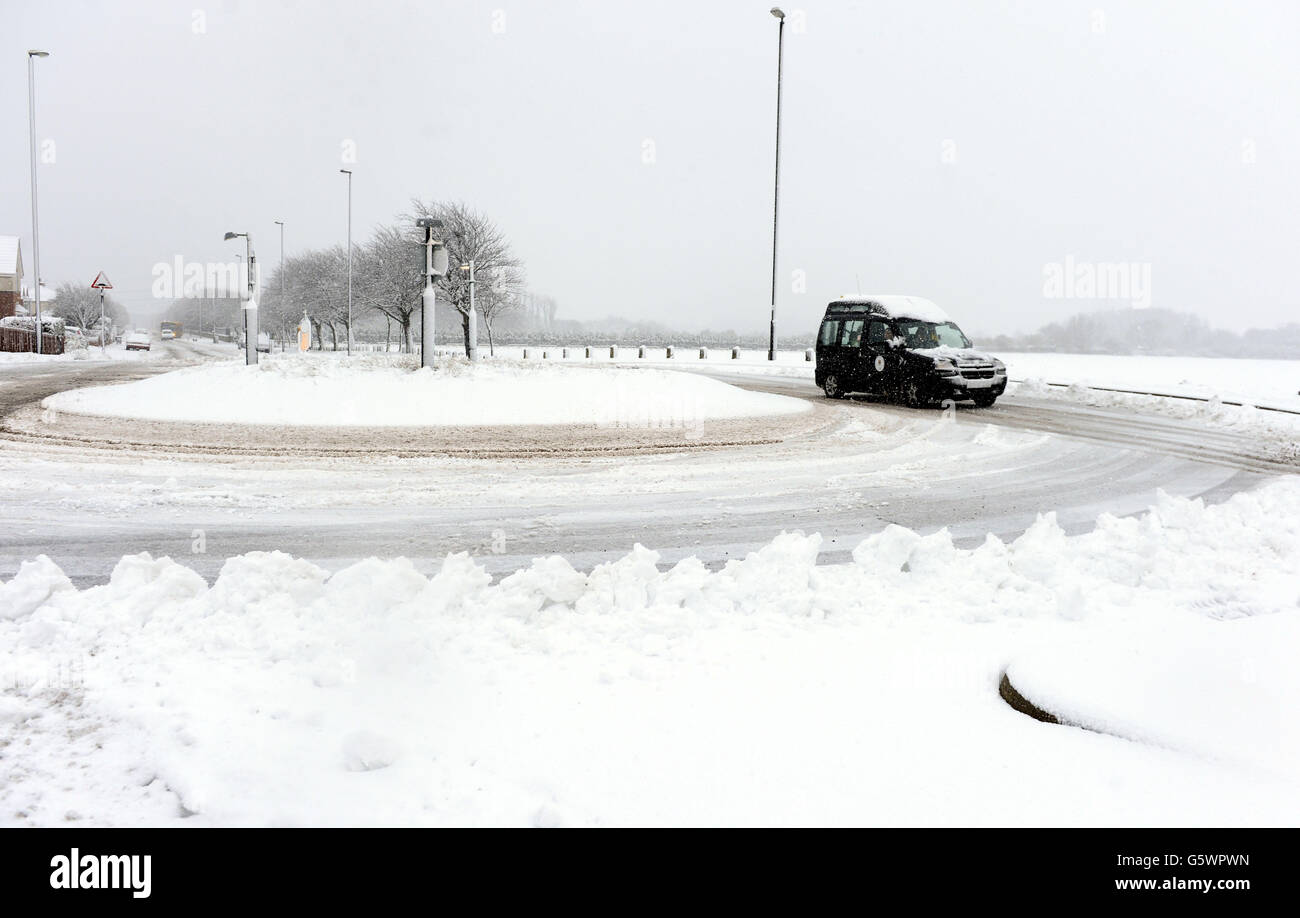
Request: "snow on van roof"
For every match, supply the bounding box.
[830,295,951,323]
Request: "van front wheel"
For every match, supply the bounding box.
[971,392,998,408]
[823,374,845,399]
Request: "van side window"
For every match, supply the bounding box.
[839,320,864,348]
[818,320,840,346]
[867,320,892,345]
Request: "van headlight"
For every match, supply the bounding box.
[932,358,958,376]
[993,359,1006,376]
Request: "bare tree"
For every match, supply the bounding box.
[51,282,128,338]
[407,200,524,357]
[356,225,424,353]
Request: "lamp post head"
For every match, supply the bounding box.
[28,50,49,58]
[770,8,785,19]
[339,168,352,175]
[274,220,283,226]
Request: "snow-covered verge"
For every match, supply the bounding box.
[0,342,163,365]
[1008,377,1300,457]
[40,354,809,427]
[3,480,1298,826]
[1003,352,1300,412]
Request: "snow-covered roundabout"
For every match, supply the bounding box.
[30,355,819,457]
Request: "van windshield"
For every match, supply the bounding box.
[897,321,971,350]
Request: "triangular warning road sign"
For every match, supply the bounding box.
[90,271,113,289]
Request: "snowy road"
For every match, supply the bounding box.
[0,343,1290,587]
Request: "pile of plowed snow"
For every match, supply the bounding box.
[3,481,1299,826]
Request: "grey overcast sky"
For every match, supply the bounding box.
[4,0,1297,335]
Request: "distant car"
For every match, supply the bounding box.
[160,328,176,340]
[125,330,151,352]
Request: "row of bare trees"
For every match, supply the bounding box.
[257,200,526,356]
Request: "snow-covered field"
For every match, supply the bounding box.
[2,480,1298,826]
[1001,352,1300,412]
[41,354,808,427]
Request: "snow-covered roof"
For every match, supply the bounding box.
[20,282,56,303]
[829,295,951,323]
[0,236,20,277]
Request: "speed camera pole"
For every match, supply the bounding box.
[417,218,448,369]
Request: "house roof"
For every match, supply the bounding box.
[0,236,21,277]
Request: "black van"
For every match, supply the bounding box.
[814,295,1006,407]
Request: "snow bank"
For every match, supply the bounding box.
[3,479,1299,826]
[41,354,809,427]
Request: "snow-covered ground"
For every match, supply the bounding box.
[42,353,808,427]
[2,480,1298,826]
[0,341,163,366]
[1001,352,1300,412]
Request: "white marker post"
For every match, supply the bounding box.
[90,271,112,354]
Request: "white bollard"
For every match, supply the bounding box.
[805,348,814,362]
[699,347,707,359]
[732,347,740,359]
[562,347,568,359]
[666,346,674,359]
[585,346,591,358]
[638,346,645,358]
[610,346,617,359]
[543,350,548,359]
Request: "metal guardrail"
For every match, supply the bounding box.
[1009,378,1300,417]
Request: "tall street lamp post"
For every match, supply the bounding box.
[225,232,257,365]
[339,169,353,355]
[27,50,49,354]
[274,219,285,303]
[768,8,786,362]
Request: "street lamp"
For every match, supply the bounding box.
[339,169,352,355]
[27,50,49,354]
[460,260,477,360]
[273,220,285,312]
[225,231,257,365]
[767,8,785,362]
